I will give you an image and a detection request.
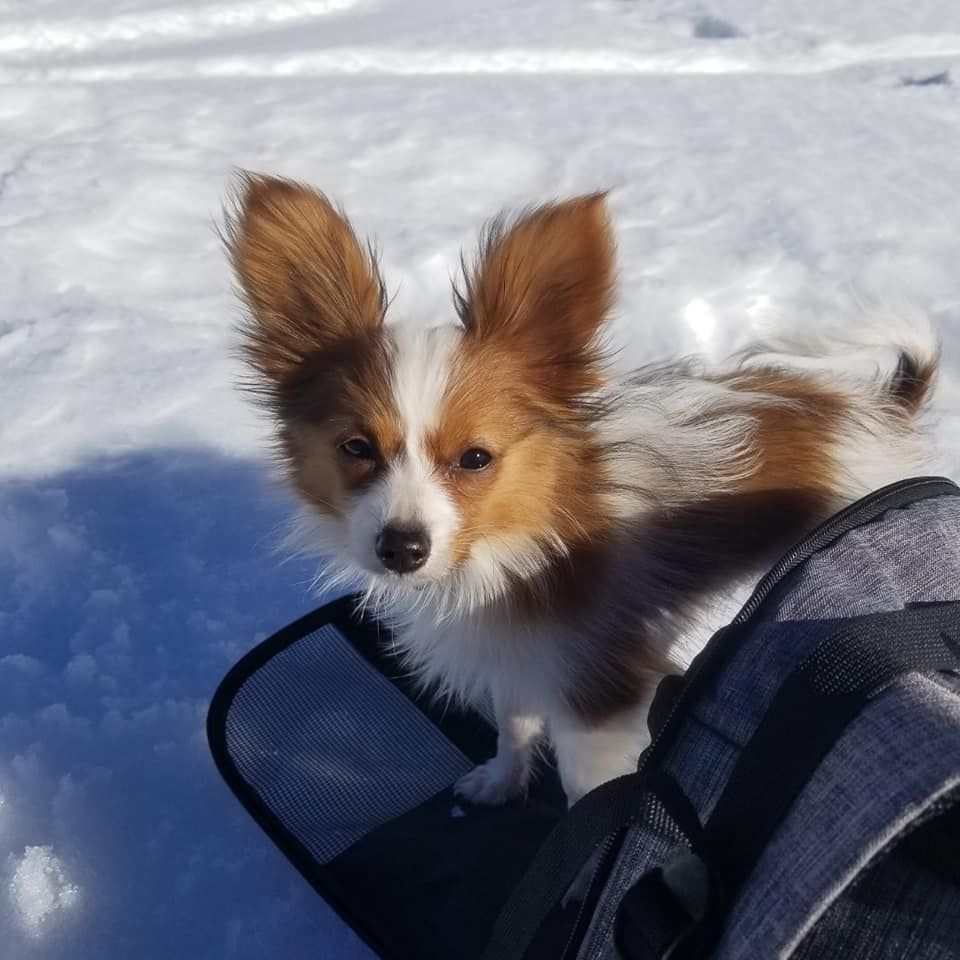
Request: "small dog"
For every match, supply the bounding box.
[225,174,936,808]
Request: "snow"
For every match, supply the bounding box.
[1,1,959,956]
[7,846,80,940]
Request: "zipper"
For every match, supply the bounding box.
[559,834,618,960]
[732,476,958,625]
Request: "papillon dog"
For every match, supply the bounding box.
[225,174,936,808]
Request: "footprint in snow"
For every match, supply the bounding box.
[692,15,742,40]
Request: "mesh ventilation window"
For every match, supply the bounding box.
[224,623,474,864]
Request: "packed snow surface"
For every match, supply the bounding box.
[1,0,959,956]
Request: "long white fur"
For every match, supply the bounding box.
[347,324,463,581]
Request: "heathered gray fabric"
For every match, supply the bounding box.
[225,623,473,864]
[791,789,960,960]
[578,492,960,960]
[767,497,960,621]
[716,675,960,960]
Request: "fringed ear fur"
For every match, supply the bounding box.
[223,173,386,381]
[454,193,615,396]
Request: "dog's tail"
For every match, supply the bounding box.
[881,316,939,415]
[741,305,939,417]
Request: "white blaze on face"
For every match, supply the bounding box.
[349,323,462,577]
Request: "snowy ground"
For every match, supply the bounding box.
[1,1,959,956]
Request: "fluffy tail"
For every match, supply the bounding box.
[741,306,939,417]
[884,326,939,415]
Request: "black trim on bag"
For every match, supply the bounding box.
[207,598,391,960]
[206,594,499,960]
[208,594,497,768]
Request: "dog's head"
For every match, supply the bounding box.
[225,175,617,612]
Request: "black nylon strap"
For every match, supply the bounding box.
[480,773,644,960]
[482,771,709,960]
[613,773,710,960]
[615,865,696,960]
[667,600,960,960]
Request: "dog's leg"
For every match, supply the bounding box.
[552,703,652,904]
[454,696,543,806]
[551,697,653,807]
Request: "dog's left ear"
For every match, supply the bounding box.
[224,173,386,382]
[455,193,615,393]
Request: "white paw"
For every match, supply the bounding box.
[454,757,528,806]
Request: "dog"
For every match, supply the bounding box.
[224,173,936,808]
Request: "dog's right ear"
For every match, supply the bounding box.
[224,173,386,381]
[454,194,614,400]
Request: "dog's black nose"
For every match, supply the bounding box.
[375,524,431,574]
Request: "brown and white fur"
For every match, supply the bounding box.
[224,174,937,808]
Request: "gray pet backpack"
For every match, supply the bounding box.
[209,477,960,960]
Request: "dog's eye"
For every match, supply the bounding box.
[458,448,493,471]
[340,437,375,460]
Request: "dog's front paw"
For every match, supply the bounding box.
[454,757,528,806]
